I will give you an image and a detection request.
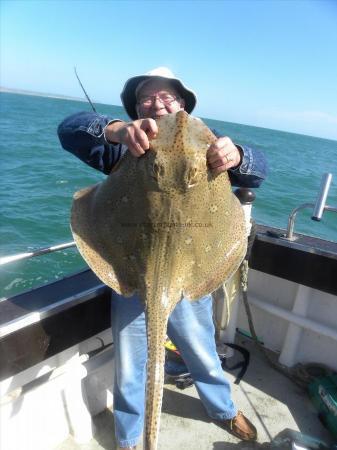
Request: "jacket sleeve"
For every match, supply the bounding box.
[57,111,127,175]
[228,144,267,188]
[211,128,268,188]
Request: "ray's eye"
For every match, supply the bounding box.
[187,166,202,187]
[151,162,165,181]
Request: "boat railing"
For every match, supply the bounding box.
[0,241,76,266]
[285,173,336,240]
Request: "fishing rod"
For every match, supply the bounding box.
[74,66,97,112]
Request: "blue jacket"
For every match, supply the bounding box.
[58,111,267,188]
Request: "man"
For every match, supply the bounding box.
[58,67,267,449]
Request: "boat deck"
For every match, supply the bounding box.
[54,334,333,450]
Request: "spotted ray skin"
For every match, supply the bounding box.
[71,110,247,450]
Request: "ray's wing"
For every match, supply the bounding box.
[180,188,247,300]
[71,152,154,297]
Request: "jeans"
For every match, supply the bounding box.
[111,292,237,448]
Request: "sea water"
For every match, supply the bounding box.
[0,92,336,298]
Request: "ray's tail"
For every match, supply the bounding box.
[144,294,171,450]
[142,223,179,450]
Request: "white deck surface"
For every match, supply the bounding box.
[54,335,334,450]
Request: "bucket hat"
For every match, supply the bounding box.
[120,67,197,120]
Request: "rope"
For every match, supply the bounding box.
[240,261,304,387]
[223,283,231,328]
[239,220,327,389]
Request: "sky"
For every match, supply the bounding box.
[1,0,337,140]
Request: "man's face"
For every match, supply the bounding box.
[136,79,185,119]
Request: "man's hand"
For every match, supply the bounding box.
[105,119,158,157]
[207,136,242,175]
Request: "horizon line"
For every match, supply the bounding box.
[1,86,336,143]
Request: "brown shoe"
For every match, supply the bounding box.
[221,410,257,441]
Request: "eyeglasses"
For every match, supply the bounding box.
[137,93,179,108]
